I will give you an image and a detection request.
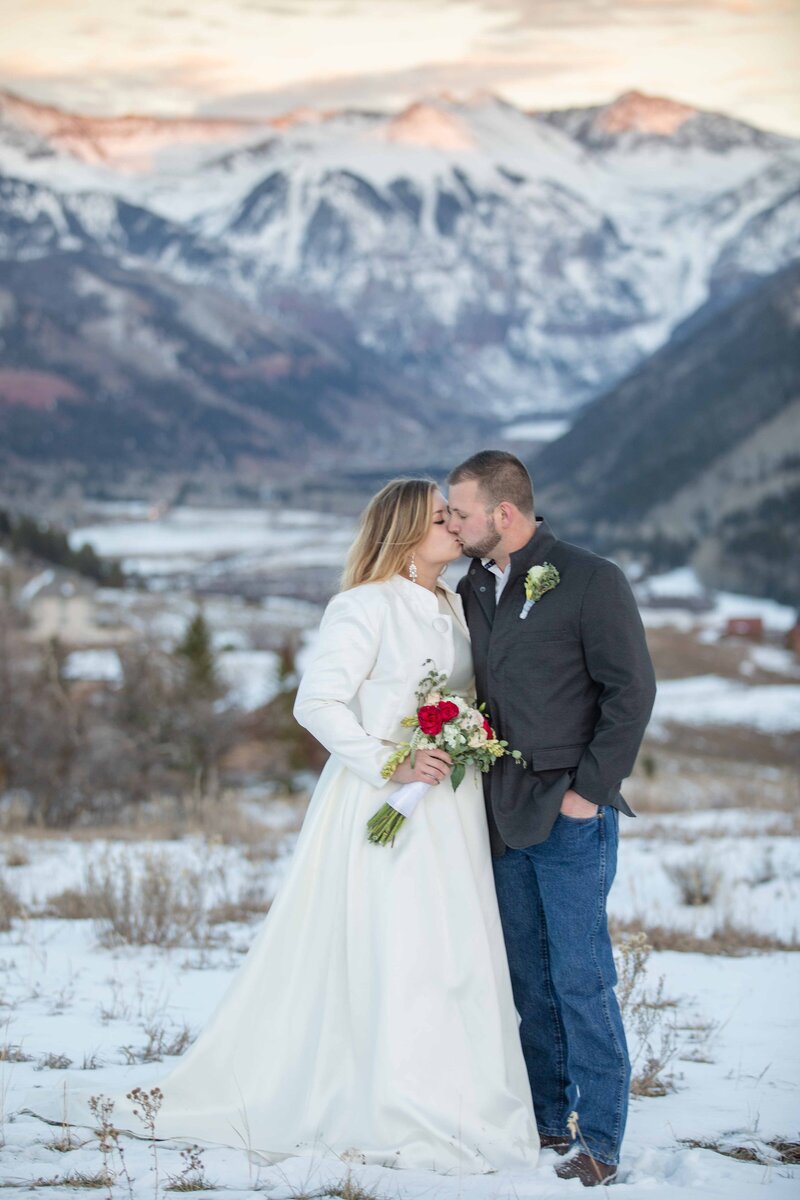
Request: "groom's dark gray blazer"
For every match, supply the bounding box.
[457,518,656,856]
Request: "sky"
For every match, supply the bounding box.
[1,0,798,135]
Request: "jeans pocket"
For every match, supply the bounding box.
[557,809,601,825]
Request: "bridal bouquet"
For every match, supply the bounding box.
[366,661,525,846]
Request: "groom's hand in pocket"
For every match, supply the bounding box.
[560,789,599,818]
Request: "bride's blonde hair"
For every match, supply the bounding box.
[341,478,438,590]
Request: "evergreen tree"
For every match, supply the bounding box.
[176,611,217,697]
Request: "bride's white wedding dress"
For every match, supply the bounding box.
[30,578,539,1174]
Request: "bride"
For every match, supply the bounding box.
[36,479,540,1174]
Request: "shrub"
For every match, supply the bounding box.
[665,857,722,906]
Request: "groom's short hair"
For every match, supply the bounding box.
[448,450,535,517]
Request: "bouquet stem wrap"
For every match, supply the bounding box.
[366,661,525,847]
[366,781,429,846]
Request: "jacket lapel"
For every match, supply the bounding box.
[465,559,496,626]
[438,582,471,639]
[500,517,559,608]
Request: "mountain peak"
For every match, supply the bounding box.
[383,101,476,150]
[598,90,696,135]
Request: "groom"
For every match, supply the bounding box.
[447,450,656,1187]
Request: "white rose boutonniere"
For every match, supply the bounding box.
[520,562,560,619]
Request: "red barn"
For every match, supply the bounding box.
[724,617,764,641]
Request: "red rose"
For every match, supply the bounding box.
[418,704,445,735]
[483,718,494,739]
[437,700,459,723]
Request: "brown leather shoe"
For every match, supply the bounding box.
[556,1152,618,1186]
[540,1133,572,1155]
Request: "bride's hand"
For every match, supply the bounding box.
[392,748,453,786]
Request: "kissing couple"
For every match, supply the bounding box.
[34,451,656,1188]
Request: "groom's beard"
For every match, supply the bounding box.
[460,519,501,560]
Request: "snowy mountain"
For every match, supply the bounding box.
[538,89,792,155]
[0,88,269,172]
[1,87,799,483]
[533,261,800,603]
[0,249,482,491]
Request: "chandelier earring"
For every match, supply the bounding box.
[408,551,418,583]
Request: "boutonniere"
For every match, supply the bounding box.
[520,562,560,619]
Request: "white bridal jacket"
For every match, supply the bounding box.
[294,574,471,787]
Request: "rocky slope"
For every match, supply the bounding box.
[1,88,798,427]
[1,88,799,531]
[533,263,800,603]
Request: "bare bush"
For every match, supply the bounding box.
[36,1051,73,1070]
[165,1145,213,1192]
[4,842,29,867]
[0,873,23,930]
[121,1021,195,1064]
[84,852,209,948]
[0,1044,33,1063]
[614,931,677,1097]
[0,604,238,827]
[665,856,722,906]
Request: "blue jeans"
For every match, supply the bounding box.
[493,807,629,1167]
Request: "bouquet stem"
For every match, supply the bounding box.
[367,804,406,846]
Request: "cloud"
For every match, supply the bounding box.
[0,53,234,117]
[472,0,786,25]
[197,56,579,117]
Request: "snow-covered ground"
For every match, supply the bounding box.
[3,544,800,1194]
[70,506,355,578]
[0,797,797,1198]
[651,676,800,736]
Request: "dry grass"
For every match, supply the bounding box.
[208,888,271,926]
[626,753,799,814]
[20,1171,114,1189]
[0,874,24,931]
[0,788,305,845]
[624,812,800,841]
[614,932,678,1097]
[679,1137,800,1165]
[0,1044,33,1063]
[120,1021,194,1064]
[77,852,209,949]
[36,1052,73,1070]
[325,1176,386,1200]
[43,850,278,947]
[665,857,723,906]
[165,1145,214,1192]
[281,1177,387,1200]
[42,888,96,920]
[3,844,29,868]
[611,916,800,955]
[646,625,798,686]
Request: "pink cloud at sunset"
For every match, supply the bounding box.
[0,0,797,132]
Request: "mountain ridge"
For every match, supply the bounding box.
[533,261,800,603]
[1,85,799,532]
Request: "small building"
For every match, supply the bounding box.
[786,622,800,657]
[724,617,764,642]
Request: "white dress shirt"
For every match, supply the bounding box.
[481,558,510,602]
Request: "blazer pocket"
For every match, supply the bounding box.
[530,744,586,771]
[527,626,573,642]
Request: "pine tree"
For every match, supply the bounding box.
[176,611,217,697]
